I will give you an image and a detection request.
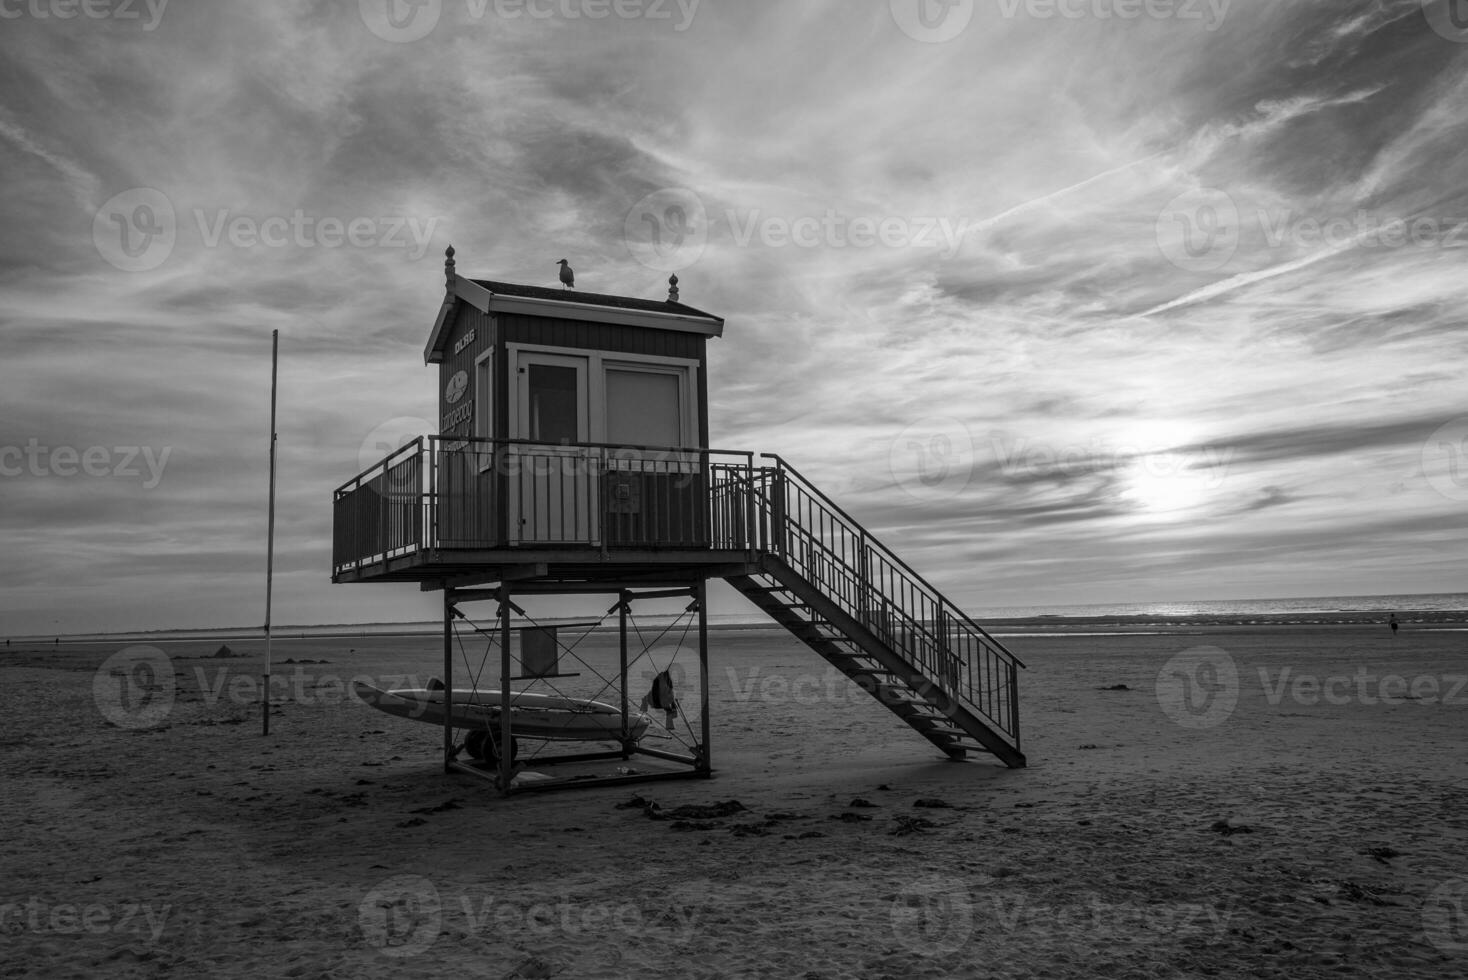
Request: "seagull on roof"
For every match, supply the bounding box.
[556,258,574,290]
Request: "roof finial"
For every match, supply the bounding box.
[667,273,680,303]
[444,245,456,290]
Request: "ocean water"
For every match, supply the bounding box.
[19,593,1465,644]
[968,592,1468,621]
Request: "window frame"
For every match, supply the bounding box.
[504,343,699,449]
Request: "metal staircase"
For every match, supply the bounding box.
[726,457,1027,768]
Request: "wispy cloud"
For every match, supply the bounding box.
[1,0,1465,632]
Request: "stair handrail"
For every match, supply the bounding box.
[760,453,1027,670]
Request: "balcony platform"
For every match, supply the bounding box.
[333,547,764,589]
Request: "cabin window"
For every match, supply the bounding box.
[526,363,580,444]
[606,367,682,448]
[474,350,493,438]
[507,344,695,450]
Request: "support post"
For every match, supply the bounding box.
[1009,660,1021,753]
[771,464,788,558]
[744,456,756,561]
[261,329,278,737]
[697,577,711,774]
[499,587,513,795]
[443,587,454,772]
[619,591,630,757]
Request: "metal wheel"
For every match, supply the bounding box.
[464,729,488,760]
[485,735,520,766]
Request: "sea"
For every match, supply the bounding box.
[968,592,1468,621]
[17,592,1466,644]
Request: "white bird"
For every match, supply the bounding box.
[556,258,574,289]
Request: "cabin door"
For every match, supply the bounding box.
[508,351,597,545]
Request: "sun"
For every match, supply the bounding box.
[1124,452,1210,514]
[1115,423,1214,516]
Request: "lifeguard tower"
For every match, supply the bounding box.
[333,248,1025,794]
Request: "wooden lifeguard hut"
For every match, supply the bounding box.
[333,248,1025,794]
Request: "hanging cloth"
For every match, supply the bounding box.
[641,669,679,727]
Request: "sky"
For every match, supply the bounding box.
[1,0,1466,635]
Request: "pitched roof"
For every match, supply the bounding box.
[425,275,724,363]
[470,279,723,323]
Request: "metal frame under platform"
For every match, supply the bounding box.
[438,578,713,796]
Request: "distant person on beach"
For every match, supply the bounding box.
[1388,613,1399,636]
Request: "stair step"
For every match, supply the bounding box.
[913,726,968,740]
[891,704,954,723]
[724,566,1024,768]
[878,687,950,706]
[907,719,967,737]
[886,696,949,713]
[825,658,890,674]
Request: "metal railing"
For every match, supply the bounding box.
[333,436,760,574]
[754,455,1025,749]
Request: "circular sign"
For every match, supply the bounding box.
[445,370,468,405]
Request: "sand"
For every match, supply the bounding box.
[2,623,1466,979]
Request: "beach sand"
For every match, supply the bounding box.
[2,623,1466,978]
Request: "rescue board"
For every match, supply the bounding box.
[352,682,652,742]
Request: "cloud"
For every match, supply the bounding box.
[1,2,1466,632]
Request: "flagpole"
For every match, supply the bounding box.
[263,329,279,736]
